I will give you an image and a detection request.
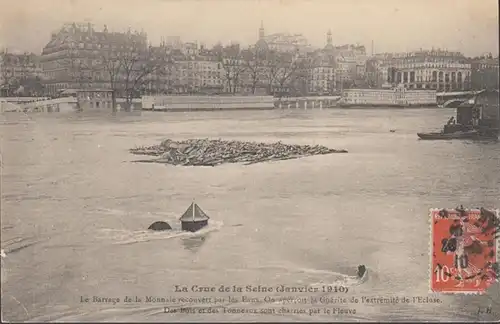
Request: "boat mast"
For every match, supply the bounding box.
[192,199,195,221]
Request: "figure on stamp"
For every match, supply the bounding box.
[431,207,498,293]
[455,205,468,218]
[439,208,449,218]
[452,228,468,287]
[478,207,498,233]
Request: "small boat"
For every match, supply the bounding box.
[417,130,479,140]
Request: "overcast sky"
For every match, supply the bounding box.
[0,0,498,57]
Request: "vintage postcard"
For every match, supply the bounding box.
[1,0,499,322]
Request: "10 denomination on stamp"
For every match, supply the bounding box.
[430,207,498,294]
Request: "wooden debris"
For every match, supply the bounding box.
[130,138,348,167]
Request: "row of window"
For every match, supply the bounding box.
[390,63,471,69]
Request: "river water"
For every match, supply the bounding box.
[1,108,499,322]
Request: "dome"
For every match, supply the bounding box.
[255,39,269,51]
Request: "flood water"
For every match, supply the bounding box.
[1,108,499,322]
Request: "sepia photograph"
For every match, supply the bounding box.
[0,0,499,322]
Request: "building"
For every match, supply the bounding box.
[259,22,313,54]
[382,49,471,91]
[475,89,499,129]
[0,50,45,96]
[366,58,383,88]
[162,36,182,50]
[167,50,223,94]
[40,23,152,96]
[470,56,499,90]
[59,88,114,111]
[307,52,335,94]
[455,89,499,135]
[301,31,336,94]
[323,43,367,90]
[339,86,436,107]
[179,202,210,232]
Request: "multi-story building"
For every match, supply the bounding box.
[215,44,246,94]
[0,50,45,96]
[340,86,436,107]
[307,51,335,94]
[171,52,222,94]
[322,38,367,90]
[163,36,182,50]
[381,49,471,91]
[470,56,499,90]
[40,23,152,96]
[237,48,268,95]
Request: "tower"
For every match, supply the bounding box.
[259,20,265,40]
[327,29,332,47]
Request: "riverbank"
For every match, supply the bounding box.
[142,107,275,112]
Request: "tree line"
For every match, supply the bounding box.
[2,40,333,109]
[0,50,45,97]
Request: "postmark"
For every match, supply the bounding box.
[430,207,499,294]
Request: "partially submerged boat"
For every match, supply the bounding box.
[418,89,499,141]
[417,130,480,140]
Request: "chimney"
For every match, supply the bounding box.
[88,22,93,37]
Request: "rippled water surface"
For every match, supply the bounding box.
[1,109,499,322]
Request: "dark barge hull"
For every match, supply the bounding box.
[417,131,498,140]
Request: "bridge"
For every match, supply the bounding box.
[436,91,476,97]
[436,91,477,108]
[441,98,475,108]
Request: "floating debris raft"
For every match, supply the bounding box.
[130,138,348,167]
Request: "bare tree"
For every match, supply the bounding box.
[0,50,15,96]
[16,54,44,96]
[100,45,122,112]
[290,58,314,97]
[263,57,279,95]
[117,41,168,111]
[242,49,266,94]
[216,45,246,94]
[154,56,177,94]
[0,51,43,96]
[270,53,300,100]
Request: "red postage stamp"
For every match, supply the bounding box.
[431,207,499,294]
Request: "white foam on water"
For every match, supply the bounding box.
[298,267,369,289]
[96,220,224,245]
[92,208,129,216]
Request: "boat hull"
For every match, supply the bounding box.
[417,131,497,140]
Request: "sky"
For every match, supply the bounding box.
[0,0,498,57]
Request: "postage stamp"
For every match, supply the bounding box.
[430,207,499,294]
